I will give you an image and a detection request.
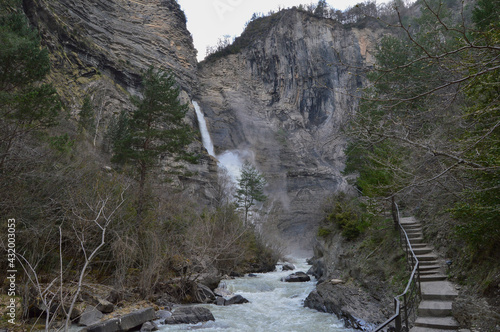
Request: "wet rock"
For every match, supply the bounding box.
[195,283,216,304]
[304,282,382,330]
[164,306,215,325]
[118,307,156,330]
[78,305,103,327]
[282,263,295,271]
[215,297,226,306]
[307,258,325,280]
[230,271,243,277]
[225,295,249,305]
[281,271,311,283]
[140,321,158,332]
[156,310,172,320]
[247,273,258,277]
[214,282,233,298]
[83,307,156,332]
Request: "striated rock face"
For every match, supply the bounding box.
[197,10,385,250]
[23,0,197,94]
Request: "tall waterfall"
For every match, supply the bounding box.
[193,101,247,183]
[193,101,215,157]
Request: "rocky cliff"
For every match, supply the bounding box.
[23,0,386,250]
[22,0,218,199]
[197,10,385,251]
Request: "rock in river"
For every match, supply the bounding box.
[164,306,215,325]
[281,271,311,282]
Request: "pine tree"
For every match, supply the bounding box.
[235,162,267,225]
[111,67,194,220]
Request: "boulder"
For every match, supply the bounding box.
[282,263,295,271]
[215,297,226,306]
[164,306,215,325]
[83,307,155,332]
[225,295,249,305]
[304,282,383,330]
[82,292,115,313]
[281,271,311,283]
[213,282,233,298]
[195,283,216,304]
[78,305,103,327]
[140,321,159,332]
[155,310,172,320]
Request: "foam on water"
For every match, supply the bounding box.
[157,259,353,332]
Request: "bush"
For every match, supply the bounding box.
[323,192,371,240]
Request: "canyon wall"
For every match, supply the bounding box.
[197,10,385,251]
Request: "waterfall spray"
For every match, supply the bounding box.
[193,101,249,183]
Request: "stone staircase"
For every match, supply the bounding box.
[400,217,461,332]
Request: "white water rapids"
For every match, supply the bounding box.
[157,259,353,332]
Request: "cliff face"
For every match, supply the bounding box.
[197,10,384,251]
[22,0,217,200]
[23,0,197,93]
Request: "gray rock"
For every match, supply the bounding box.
[214,282,233,298]
[215,297,226,306]
[225,295,249,305]
[82,318,120,332]
[281,271,311,282]
[117,307,156,331]
[282,263,295,271]
[195,283,216,304]
[140,321,159,332]
[155,310,172,320]
[78,305,103,327]
[83,307,155,332]
[81,292,115,313]
[164,306,215,325]
[304,282,382,330]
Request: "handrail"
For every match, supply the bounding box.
[373,202,421,331]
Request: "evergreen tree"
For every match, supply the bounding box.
[0,4,61,170]
[111,67,194,220]
[235,162,267,225]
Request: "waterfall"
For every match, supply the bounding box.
[193,101,215,157]
[193,101,247,183]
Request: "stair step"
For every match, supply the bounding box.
[405,243,428,249]
[413,247,434,255]
[420,269,442,275]
[419,260,440,266]
[414,316,459,330]
[421,281,458,301]
[416,254,438,261]
[418,300,453,317]
[420,274,448,282]
[409,237,424,243]
[419,264,441,271]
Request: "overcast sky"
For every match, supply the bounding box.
[176,0,386,61]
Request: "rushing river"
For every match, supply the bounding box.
[157,259,353,332]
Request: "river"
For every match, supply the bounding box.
[157,259,353,332]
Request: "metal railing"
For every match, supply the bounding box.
[373,201,421,332]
